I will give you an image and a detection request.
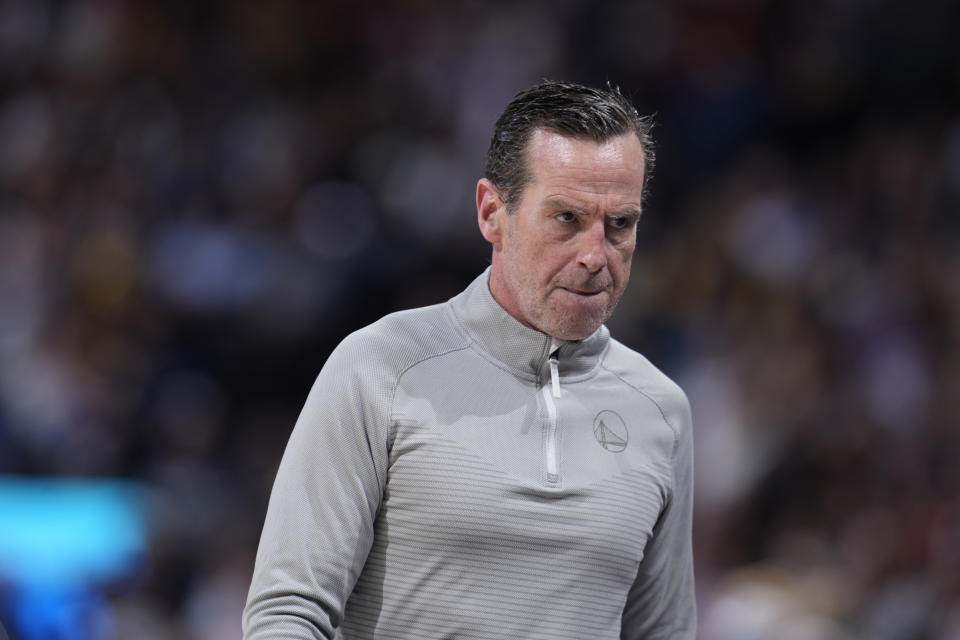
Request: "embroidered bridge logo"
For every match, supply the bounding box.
[593,410,628,452]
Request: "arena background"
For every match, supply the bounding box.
[0,1,958,638]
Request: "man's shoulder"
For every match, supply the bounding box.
[602,338,691,433]
[330,299,467,377]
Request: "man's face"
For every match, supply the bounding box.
[478,128,646,341]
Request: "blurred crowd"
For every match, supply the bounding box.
[0,0,958,638]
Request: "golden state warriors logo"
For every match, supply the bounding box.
[593,410,628,452]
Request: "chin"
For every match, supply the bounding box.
[548,316,606,341]
[558,306,610,334]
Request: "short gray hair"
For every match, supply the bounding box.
[484,80,655,209]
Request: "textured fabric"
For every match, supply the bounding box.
[243,269,696,639]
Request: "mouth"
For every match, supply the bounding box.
[560,287,607,298]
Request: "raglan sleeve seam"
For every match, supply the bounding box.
[601,363,682,497]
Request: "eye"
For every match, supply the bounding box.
[607,216,629,229]
[556,211,577,223]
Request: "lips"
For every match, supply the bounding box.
[561,286,607,297]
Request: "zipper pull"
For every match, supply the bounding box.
[548,338,561,399]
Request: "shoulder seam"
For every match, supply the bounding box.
[388,343,473,438]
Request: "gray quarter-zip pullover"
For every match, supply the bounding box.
[243,268,695,639]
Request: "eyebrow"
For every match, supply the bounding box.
[543,197,642,220]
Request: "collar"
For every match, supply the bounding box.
[449,268,610,381]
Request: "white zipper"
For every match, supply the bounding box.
[542,338,562,482]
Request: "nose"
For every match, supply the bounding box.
[577,218,607,274]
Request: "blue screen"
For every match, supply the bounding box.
[0,476,149,639]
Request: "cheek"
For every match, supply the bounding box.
[611,248,634,281]
[542,253,573,281]
[610,243,634,269]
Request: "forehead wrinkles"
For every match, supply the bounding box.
[524,130,645,194]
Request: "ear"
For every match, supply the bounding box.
[476,178,506,244]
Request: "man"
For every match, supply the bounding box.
[243,81,695,639]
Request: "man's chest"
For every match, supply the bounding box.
[383,350,676,573]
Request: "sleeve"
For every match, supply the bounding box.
[621,388,696,640]
[242,333,392,639]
